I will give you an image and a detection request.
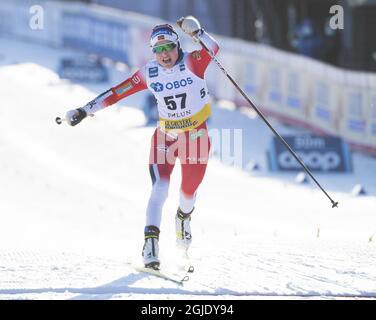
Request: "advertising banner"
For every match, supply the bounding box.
[61,12,130,64]
[58,57,108,82]
[268,134,352,172]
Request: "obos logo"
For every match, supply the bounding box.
[165,77,193,90]
[150,82,164,92]
[151,78,193,92]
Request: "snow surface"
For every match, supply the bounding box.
[0,37,376,300]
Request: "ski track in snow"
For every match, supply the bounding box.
[0,242,375,300]
[0,37,376,300]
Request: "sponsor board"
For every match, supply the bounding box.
[268,134,352,172]
[58,57,108,82]
[61,12,130,63]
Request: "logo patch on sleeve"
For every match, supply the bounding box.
[132,75,141,84]
[115,81,133,95]
[191,51,201,60]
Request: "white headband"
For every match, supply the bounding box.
[150,28,179,47]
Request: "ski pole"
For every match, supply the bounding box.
[55,113,94,125]
[189,33,338,208]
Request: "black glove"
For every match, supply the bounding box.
[65,108,87,126]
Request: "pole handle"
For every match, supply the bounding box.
[55,114,94,125]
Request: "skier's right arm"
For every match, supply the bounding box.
[65,68,147,126]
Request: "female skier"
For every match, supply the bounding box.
[65,16,219,269]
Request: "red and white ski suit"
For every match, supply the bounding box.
[82,31,219,228]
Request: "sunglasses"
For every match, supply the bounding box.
[152,42,177,54]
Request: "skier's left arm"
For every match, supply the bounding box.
[178,16,219,77]
[187,31,219,78]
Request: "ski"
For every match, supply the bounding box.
[135,266,190,285]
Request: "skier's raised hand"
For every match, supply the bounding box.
[177,16,202,37]
[65,108,87,126]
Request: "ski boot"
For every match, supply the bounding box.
[142,225,160,270]
[175,207,193,251]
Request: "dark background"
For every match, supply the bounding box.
[84,0,376,72]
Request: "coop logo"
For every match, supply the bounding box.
[278,151,341,171]
[268,135,352,172]
[150,78,193,92]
